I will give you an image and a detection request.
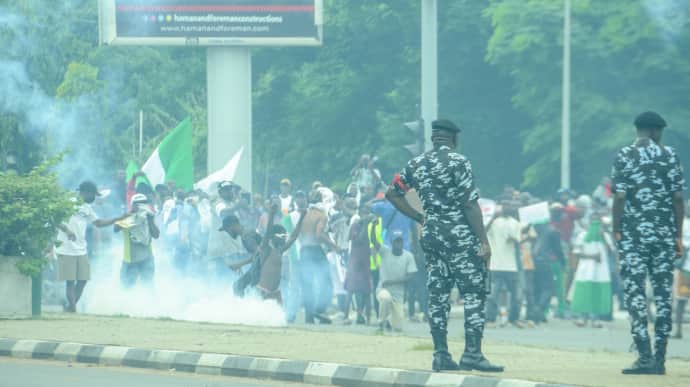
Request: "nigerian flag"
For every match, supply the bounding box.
[125,161,150,187]
[142,117,194,190]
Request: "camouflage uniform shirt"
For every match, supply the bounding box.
[612,138,684,240]
[393,145,486,335]
[392,145,479,255]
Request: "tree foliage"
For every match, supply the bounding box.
[1,0,689,196]
[485,0,690,192]
[0,157,75,276]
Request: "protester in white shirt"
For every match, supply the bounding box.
[218,214,249,276]
[206,181,241,279]
[56,181,127,312]
[371,227,417,332]
[486,206,523,327]
[279,178,294,215]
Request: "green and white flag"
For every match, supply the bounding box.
[125,160,150,187]
[194,147,244,193]
[142,117,194,190]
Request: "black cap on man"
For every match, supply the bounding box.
[634,111,667,143]
[78,181,100,204]
[431,119,461,148]
[432,119,461,133]
[634,111,667,130]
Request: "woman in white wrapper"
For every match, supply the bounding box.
[570,217,612,328]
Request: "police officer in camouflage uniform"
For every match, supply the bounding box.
[386,119,503,373]
[612,111,685,375]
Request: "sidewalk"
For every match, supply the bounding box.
[1,313,688,387]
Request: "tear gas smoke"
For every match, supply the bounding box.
[80,241,286,327]
[642,0,689,44]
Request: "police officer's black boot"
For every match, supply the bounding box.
[622,338,656,375]
[458,333,504,372]
[654,338,667,375]
[431,330,459,372]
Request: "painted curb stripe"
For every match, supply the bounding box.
[10,340,38,359]
[460,375,500,387]
[426,372,467,386]
[31,341,59,360]
[0,339,568,387]
[248,357,283,379]
[274,359,309,382]
[303,362,339,385]
[0,338,18,356]
[76,345,105,364]
[331,364,369,386]
[122,348,152,368]
[172,352,202,373]
[147,349,179,370]
[395,370,432,387]
[54,342,83,362]
[99,345,131,366]
[497,380,540,387]
[360,367,404,387]
[220,355,254,377]
[195,353,228,375]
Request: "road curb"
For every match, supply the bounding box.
[0,338,570,387]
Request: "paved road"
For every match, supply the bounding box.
[0,358,322,387]
[296,309,690,359]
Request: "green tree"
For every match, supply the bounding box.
[485,0,690,192]
[0,157,75,276]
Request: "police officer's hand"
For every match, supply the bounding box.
[478,240,492,260]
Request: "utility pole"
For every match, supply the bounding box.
[561,0,571,189]
[421,0,438,151]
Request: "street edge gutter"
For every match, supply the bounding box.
[0,338,572,387]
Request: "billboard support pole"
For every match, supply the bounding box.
[207,47,253,191]
[421,0,438,151]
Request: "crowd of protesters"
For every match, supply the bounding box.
[47,154,690,337]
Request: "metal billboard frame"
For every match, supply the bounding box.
[98,0,323,47]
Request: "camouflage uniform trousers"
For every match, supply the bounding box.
[424,247,487,337]
[619,232,675,347]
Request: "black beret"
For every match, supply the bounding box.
[431,119,461,133]
[78,180,99,194]
[634,111,667,130]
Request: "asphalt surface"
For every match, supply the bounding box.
[0,358,323,387]
[296,309,690,359]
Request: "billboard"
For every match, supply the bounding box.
[98,0,323,46]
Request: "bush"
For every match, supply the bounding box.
[0,158,75,276]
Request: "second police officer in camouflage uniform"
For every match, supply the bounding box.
[612,111,685,375]
[386,119,503,372]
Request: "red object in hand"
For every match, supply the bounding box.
[392,173,409,193]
